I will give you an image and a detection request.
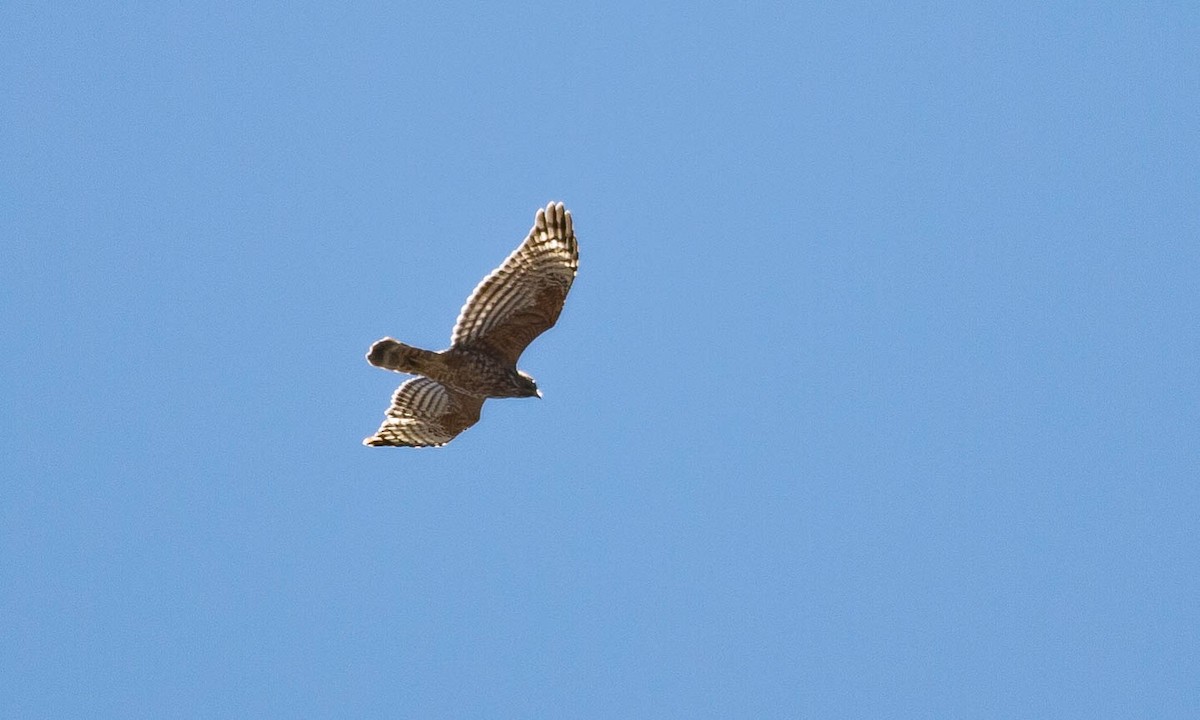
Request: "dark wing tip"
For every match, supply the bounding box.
[540,201,570,235]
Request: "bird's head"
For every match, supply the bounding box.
[515,370,541,398]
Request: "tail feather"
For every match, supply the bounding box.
[366,338,439,374]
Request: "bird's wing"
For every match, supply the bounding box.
[450,201,578,366]
[363,377,484,447]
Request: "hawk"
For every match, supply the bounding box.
[363,201,579,447]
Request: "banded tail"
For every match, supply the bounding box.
[366,338,440,375]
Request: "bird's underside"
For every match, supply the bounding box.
[363,201,578,447]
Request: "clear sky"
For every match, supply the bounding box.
[3,2,1197,718]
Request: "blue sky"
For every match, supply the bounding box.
[3,2,1198,717]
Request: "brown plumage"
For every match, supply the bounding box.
[363,201,579,447]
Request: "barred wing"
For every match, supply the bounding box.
[363,378,484,447]
[450,201,578,365]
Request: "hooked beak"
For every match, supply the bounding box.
[535,389,543,398]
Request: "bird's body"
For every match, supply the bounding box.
[363,201,578,447]
[366,341,538,399]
